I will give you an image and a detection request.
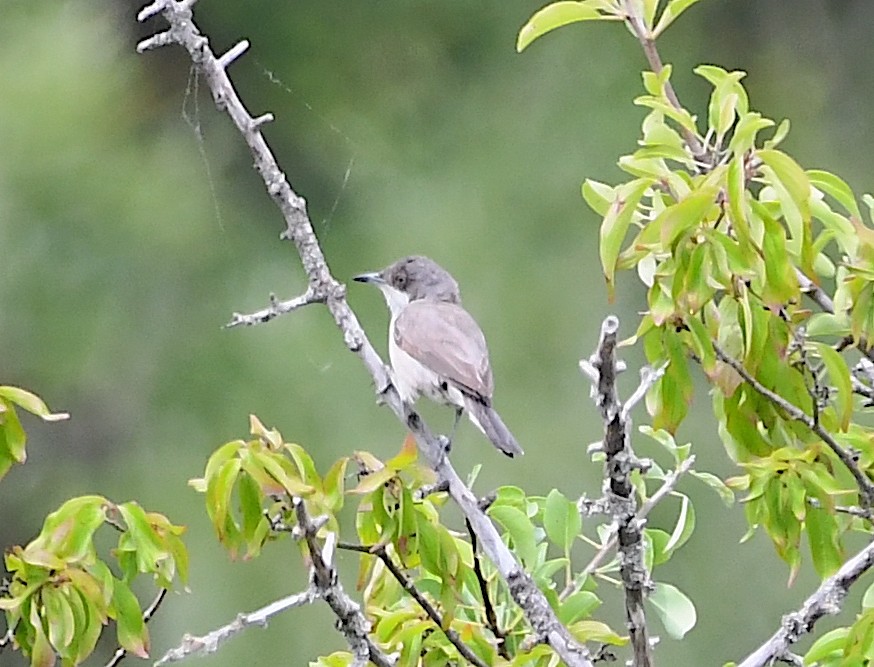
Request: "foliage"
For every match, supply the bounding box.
[520,0,874,662]
[1,494,187,666]
[6,0,874,665]
[192,417,722,664]
[0,386,68,482]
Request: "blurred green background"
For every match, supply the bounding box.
[3,0,874,664]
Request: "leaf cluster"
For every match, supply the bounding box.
[1,495,187,666]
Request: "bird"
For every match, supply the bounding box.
[353,255,523,457]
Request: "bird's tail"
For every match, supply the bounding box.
[466,399,524,458]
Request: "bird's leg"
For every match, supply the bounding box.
[375,365,396,406]
[438,406,464,454]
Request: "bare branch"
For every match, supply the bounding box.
[225,288,325,328]
[137,4,593,664]
[738,539,874,667]
[154,589,316,665]
[713,342,874,508]
[338,542,489,667]
[581,315,653,667]
[217,40,249,70]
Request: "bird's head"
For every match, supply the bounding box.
[354,255,461,315]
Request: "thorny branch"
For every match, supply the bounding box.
[153,589,317,666]
[137,2,592,665]
[579,316,656,667]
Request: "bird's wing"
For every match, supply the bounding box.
[394,300,494,400]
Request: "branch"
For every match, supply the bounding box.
[154,589,317,665]
[293,499,394,667]
[579,316,655,667]
[226,288,325,328]
[137,4,592,665]
[620,1,704,161]
[338,542,489,667]
[565,454,696,599]
[712,342,874,508]
[738,539,874,667]
[465,518,510,660]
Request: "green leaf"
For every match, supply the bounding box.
[657,186,719,249]
[112,579,148,658]
[805,313,850,339]
[808,169,862,219]
[568,619,628,645]
[653,0,703,37]
[806,505,842,579]
[812,342,853,431]
[517,2,613,53]
[0,386,69,421]
[322,457,349,512]
[559,591,601,624]
[41,585,75,653]
[728,112,774,154]
[349,466,395,495]
[582,179,615,217]
[638,426,689,464]
[29,600,56,667]
[756,203,798,308]
[689,470,734,506]
[488,505,538,567]
[118,502,170,578]
[206,458,242,542]
[543,489,581,552]
[864,580,874,609]
[648,582,697,638]
[758,148,811,224]
[664,494,695,554]
[804,627,850,665]
[634,95,699,136]
[599,178,651,296]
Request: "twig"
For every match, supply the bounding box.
[581,316,653,667]
[620,0,704,161]
[738,539,874,667]
[137,4,592,665]
[807,497,873,520]
[564,455,696,600]
[713,342,874,508]
[226,288,325,328]
[154,589,317,665]
[338,542,489,667]
[105,588,168,667]
[465,518,509,659]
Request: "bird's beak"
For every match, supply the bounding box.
[352,271,384,285]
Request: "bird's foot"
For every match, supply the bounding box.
[375,370,394,405]
[437,434,452,456]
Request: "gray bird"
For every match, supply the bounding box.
[354,256,523,457]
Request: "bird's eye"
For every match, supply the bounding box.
[395,272,407,288]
